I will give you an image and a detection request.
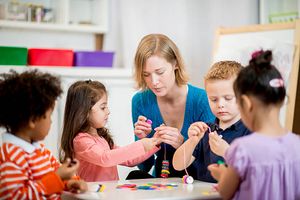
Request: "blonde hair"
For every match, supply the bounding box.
[205,61,243,81]
[133,34,189,90]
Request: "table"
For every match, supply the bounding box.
[62,178,221,200]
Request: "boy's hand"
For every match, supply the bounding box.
[134,115,152,139]
[154,126,184,149]
[140,137,161,152]
[56,158,79,180]
[66,179,88,193]
[188,122,208,141]
[207,163,227,181]
[209,132,229,157]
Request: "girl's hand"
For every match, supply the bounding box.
[154,126,184,149]
[140,138,161,152]
[56,158,79,180]
[134,115,152,139]
[207,163,227,181]
[66,179,88,193]
[209,131,230,157]
[153,130,160,139]
[188,122,208,141]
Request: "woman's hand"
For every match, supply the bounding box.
[134,115,152,139]
[188,122,208,141]
[154,125,184,149]
[209,131,229,157]
[56,158,79,180]
[66,179,88,193]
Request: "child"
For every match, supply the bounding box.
[59,80,161,182]
[173,61,251,183]
[0,70,87,199]
[208,50,300,200]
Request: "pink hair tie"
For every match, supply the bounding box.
[269,78,284,88]
[251,50,263,59]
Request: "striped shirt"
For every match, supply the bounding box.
[0,133,65,200]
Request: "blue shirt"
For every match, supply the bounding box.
[192,119,251,183]
[132,84,215,177]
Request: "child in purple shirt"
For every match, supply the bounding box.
[208,50,300,200]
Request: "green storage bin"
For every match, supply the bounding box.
[0,46,28,66]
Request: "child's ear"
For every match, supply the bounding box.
[241,95,253,113]
[28,120,36,129]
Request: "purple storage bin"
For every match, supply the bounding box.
[74,51,114,67]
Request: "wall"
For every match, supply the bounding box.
[0,29,95,50]
[0,1,259,85]
[104,0,259,87]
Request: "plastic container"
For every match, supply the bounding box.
[28,48,73,66]
[74,51,114,67]
[0,46,28,66]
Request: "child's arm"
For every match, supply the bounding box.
[0,144,64,199]
[120,139,161,167]
[173,137,197,170]
[0,165,65,199]
[208,140,246,200]
[173,121,208,170]
[48,148,88,194]
[208,164,240,200]
[121,132,162,166]
[74,134,155,167]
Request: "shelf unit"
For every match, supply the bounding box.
[0,65,132,78]
[0,0,108,49]
[259,0,300,24]
[0,19,107,33]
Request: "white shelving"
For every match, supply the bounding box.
[0,0,108,34]
[0,19,107,33]
[0,65,132,79]
[259,0,300,24]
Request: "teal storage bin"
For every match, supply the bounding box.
[0,46,28,66]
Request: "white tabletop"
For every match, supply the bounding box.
[62,178,221,200]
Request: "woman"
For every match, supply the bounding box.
[130,34,215,178]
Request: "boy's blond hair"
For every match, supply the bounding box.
[204,61,243,81]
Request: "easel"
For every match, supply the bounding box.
[213,20,300,134]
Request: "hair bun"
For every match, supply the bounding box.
[250,50,272,67]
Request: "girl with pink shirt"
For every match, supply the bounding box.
[59,80,161,182]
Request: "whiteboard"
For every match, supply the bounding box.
[212,21,300,133]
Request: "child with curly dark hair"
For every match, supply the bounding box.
[0,70,87,199]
